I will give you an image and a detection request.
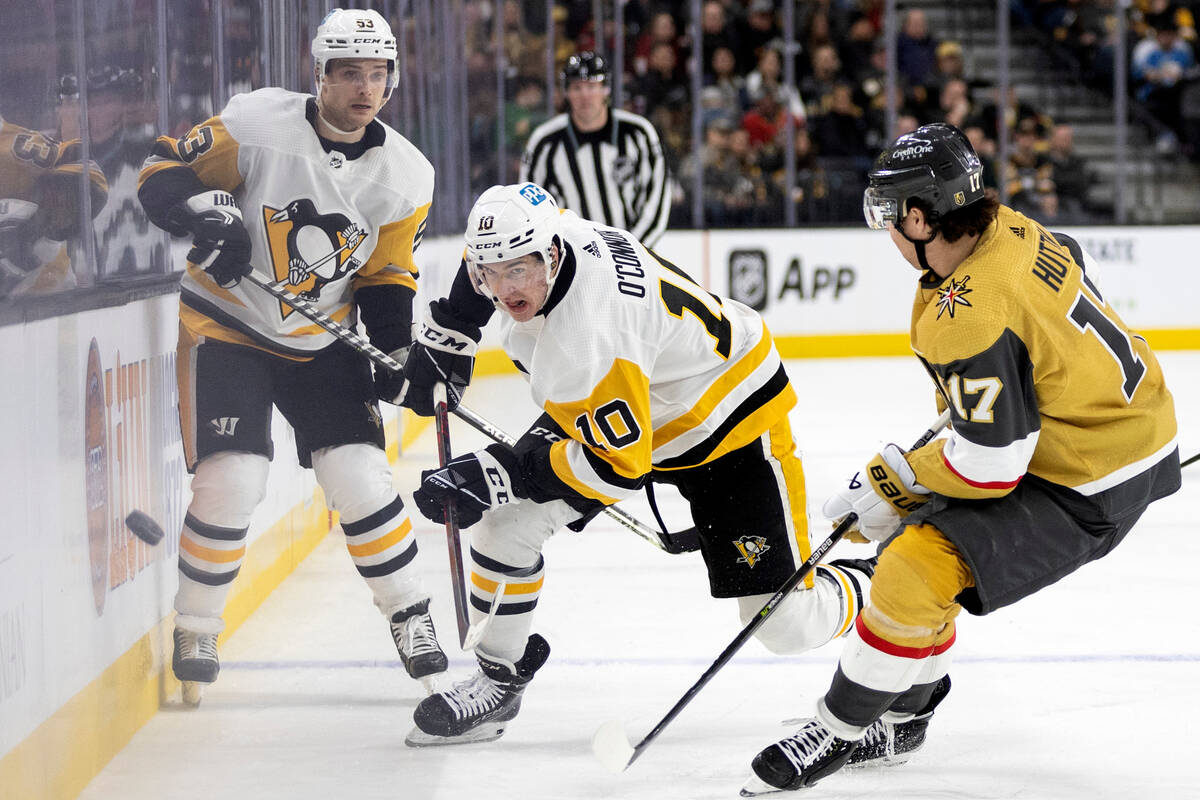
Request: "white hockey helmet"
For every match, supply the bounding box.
[311,8,398,98]
[464,183,564,306]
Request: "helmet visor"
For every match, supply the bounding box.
[471,257,548,295]
[863,187,901,230]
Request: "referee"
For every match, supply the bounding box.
[520,52,671,247]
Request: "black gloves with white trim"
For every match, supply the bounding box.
[413,444,526,528]
[393,308,479,416]
[184,190,252,288]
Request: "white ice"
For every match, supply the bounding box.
[79,354,1200,800]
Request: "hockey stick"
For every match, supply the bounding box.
[450,404,699,554]
[591,409,953,774]
[240,271,683,553]
[1182,451,1200,469]
[433,383,472,648]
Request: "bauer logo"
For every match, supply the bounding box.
[728,249,768,311]
[84,338,110,615]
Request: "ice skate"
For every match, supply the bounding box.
[405,634,550,747]
[847,675,951,768]
[172,626,219,707]
[740,718,858,796]
[390,599,448,690]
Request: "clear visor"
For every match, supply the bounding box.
[322,62,397,94]
[471,256,547,295]
[863,188,900,230]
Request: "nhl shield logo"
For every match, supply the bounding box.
[729,249,768,310]
[733,535,771,568]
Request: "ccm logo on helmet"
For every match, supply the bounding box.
[475,241,502,249]
[519,184,547,205]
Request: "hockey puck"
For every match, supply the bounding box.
[125,509,165,545]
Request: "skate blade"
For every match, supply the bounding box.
[181,681,205,707]
[404,723,508,747]
[739,775,784,797]
[846,752,913,769]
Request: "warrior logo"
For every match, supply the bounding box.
[935,275,973,320]
[733,535,771,568]
[262,199,366,310]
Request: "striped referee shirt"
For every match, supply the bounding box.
[520,108,671,247]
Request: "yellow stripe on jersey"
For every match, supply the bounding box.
[653,320,774,450]
[544,356,653,482]
[548,440,621,505]
[353,203,430,291]
[141,118,243,192]
[180,534,246,564]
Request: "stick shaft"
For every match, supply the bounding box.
[241,272,701,553]
[433,384,471,647]
[624,408,952,768]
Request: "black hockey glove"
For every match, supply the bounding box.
[184,190,252,288]
[413,444,524,528]
[373,346,410,406]
[397,316,477,415]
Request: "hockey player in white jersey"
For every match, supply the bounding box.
[137,8,446,704]
[396,183,948,753]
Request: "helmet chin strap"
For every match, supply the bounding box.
[897,213,939,273]
[315,101,358,136]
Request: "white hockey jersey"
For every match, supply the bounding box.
[500,211,795,505]
[140,87,432,357]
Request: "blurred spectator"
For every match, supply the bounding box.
[742,88,800,148]
[1044,123,1096,220]
[701,1,744,78]
[745,47,807,121]
[1132,13,1196,149]
[506,78,550,147]
[978,86,1052,142]
[938,77,975,129]
[896,9,939,87]
[810,82,870,157]
[1046,0,1116,87]
[736,0,783,73]
[799,43,844,108]
[632,40,690,115]
[708,45,747,116]
[963,121,999,190]
[840,14,880,84]
[499,0,548,86]
[633,10,685,80]
[681,115,757,226]
[1004,117,1057,218]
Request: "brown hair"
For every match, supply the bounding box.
[910,194,999,243]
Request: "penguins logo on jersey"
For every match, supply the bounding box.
[935,275,973,320]
[733,535,771,568]
[263,198,366,309]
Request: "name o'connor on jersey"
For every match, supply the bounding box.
[139,88,432,357]
[504,213,793,506]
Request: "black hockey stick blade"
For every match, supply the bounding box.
[125,509,165,545]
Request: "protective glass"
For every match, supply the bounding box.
[863,188,900,230]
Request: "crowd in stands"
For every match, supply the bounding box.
[467,1,1200,227]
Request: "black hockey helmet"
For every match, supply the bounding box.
[863,123,984,229]
[561,51,609,89]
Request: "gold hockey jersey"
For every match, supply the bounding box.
[139,88,432,357]
[905,204,1177,500]
[499,212,795,505]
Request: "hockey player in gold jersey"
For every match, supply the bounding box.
[136,9,447,704]
[743,123,1181,794]
[397,182,895,748]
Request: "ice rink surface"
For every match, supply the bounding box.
[79,354,1200,800]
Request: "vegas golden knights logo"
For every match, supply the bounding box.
[262,199,367,314]
[733,535,771,568]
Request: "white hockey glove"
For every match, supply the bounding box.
[822,444,931,542]
[184,190,252,288]
[413,444,524,528]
